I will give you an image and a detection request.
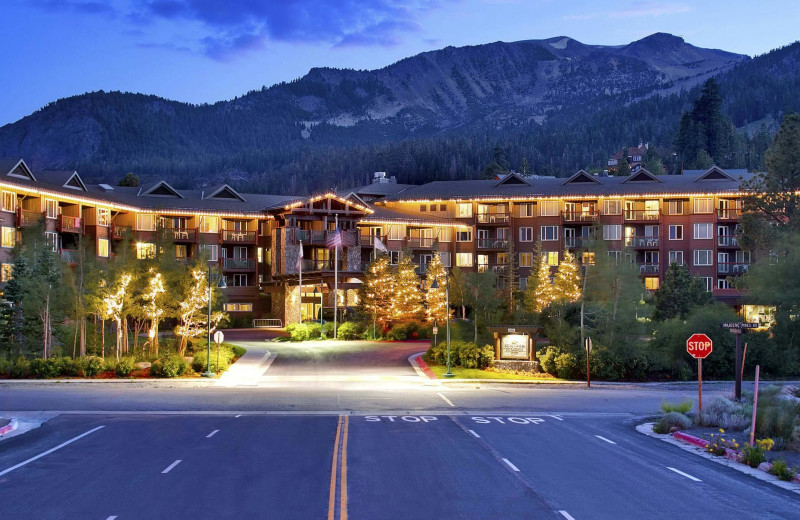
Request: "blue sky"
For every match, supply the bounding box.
[2,0,798,126]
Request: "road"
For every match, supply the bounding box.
[0,337,797,519]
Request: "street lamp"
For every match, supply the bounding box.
[203,265,227,378]
[430,273,454,378]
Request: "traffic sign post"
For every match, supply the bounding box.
[687,333,712,411]
[585,336,592,388]
[213,331,224,374]
[721,322,756,400]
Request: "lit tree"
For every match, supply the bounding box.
[103,272,132,361]
[174,267,226,356]
[553,250,582,304]
[424,252,451,325]
[528,251,556,312]
[141,269,166,356]
[390,253,424,321]
[359,254,394,330]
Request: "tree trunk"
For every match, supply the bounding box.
[79,317,86,357]
[101,318,105,359]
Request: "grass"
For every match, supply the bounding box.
[428,365,561,381]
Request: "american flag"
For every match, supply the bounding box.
[326,230,342,249]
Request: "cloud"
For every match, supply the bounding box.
[32,0,117,15]
[564,2,690,21]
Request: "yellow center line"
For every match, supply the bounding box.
[340,415,349,520]
[328,415,343,520]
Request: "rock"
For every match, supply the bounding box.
[757,462,772,472]
[669,426,679,433]
[135,362,151,369]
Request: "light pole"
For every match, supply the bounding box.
[313,284,323,325]
[430,273,454,378]
[203,264,227,378]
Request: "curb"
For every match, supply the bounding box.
[0,419,18,436]
[413,354,437,380]
[0,378,216,385]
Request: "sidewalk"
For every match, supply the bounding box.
[215,343,274,387]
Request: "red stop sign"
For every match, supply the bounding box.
[687,333,713,359]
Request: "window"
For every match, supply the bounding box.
[44,199,58,219]
[645,277,660,291]
[718,278,732,289]
[1,192,16,212]
[136,213,157,231]
[518,203,534,217]
[603,225,621,241]
[540,226,558,241]
[45,232,58,252]
[388,251,401,265]
[582,252,596,265]
[440,204,446,212]
[519,277,528,291]
[519,252,533,267]
[693,223,713,239]
[519,227,533,242]
[668,250,684,265]
[477,254,489,272]
[430,204,437,211]
[539,201,559,216]
[1,227,15,248]
[97,238,109,258]
[693,198,713,214]
[668,225,683,240]
[456,253,473,267]
[232,274,248,287]
[419,204,427,212]
[175,245,187,259]
[700,277,713,292]
[224,303,253,312]
[603,200,622,215]
[456,230,473,242]
[97,208,111,227]
[644,251,659,264]
[257,247,263,263]
[545,251,559,266]
[439,252,451,267]
[693,250,712,266]
[388,226,404,241]
[607,251,621,262]
[136,242,156,260]
[497,228,509,240]
[0,263,12,282]
[667,200,684,215]
[457,203,472,218]
[735,250,751,263]
[437,228,452,242]
[200,244,219,262]
[497,253,509,265]
[198,216,219,233]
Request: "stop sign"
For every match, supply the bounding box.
[687,333,713,359]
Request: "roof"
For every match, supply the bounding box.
[340,182,416,198]
[361,205,467,227]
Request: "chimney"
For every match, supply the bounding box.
[373,171,387,184]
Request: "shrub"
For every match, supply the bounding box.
[537,347,559,376]
[192,347,235,373]
[754,388,799,443]
[554,352,579,379]
[387,321,422,341]
[321,322,335,339]
[10,357,30,378]
[741,443,767,468]
[286,323,310,342]
[0,358,10,376]
[231,345,246,358]
[30,358,61,379]
[115,357,135,377]
[769,460,797,481]
[82,357,105,377]
[337,321,362,340]
[151,357,185,378]
[661,400,693,414]
[652,412,692,433]
[306,322,322,340]
[706,429,739,455]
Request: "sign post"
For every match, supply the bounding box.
[721,322,757,400]
[686,333,713,411]
[585,336,592,388]
[213,330,224,374]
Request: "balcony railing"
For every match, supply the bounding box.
[717,235,739,247]
[162,227,197,242]
[625,236,660,248]
[492,265,509,276]
[717,263,750,274]
[221,258,255,270]
[564,237,594,248]
[59,249,79,264]
[58,215,81,233]
[300,259,347,272]
[477,238,509,249]
[404,237,436,249]
[476,213,510,224]
[562,211,598,223]
[624,210,660,221]
[222,230,257,243]
[639,263,660,274]
[16,209,41,227]
[111,225,132,239]
[717,208,742,220]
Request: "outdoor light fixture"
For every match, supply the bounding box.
[203,265,227,378]
[430,275,454,378]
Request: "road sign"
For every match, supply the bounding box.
[432,326,438,335]
[213,330,224,344]
[721,322,757,330]
[686,333,713,359]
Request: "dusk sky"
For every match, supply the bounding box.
[2,0,798,126]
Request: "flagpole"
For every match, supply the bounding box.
[334,215,339,340]
[298,239,303,324]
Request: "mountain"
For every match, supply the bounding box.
[0,33,783,193]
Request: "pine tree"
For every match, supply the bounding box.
[652,263,714,321]
[390,253,424,321]
[523,241,544,313]
[359,255,394,328]
[519,158,531,175]
[528,250,556,312]
[553,250,582,304]
[424,252,451,325]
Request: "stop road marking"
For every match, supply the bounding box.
[471,417,545,425]
[364,416,438,422]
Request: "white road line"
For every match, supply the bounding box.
[206,429,219,438]
[667,467,702,482]
[161,460,182,474]
[0,425,105,478]
[595,435,616,445]
[437,392,455,407]
[468,429,481,438]
[559,511,576,520]
[549,415,564,421]
[234,415,242,418]
[502,458,520,472]
[106,517,118,520]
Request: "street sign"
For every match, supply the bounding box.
[213,330,224,344]
[721,322,758,330]
[686,333,713,359]
[432,326,438,335]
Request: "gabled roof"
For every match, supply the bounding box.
[36,171,88,192]
[494,171,531,187]
[203,184,245,202]
[2,158,36,182]
[620,168,662,184]
[138,181,184,198]
[692,166,735,182]
[562,169,601,185]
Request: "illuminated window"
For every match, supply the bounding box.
[603,200,622,215]
[582,252,595,265]
[540,226,558,241]
[97,208,111,227]
[645,277,660,290]
[693,198,713,214]
[224,303,253,312]
[693,250,712,266]
[457,203,473,218]
[456,253,473,267]
[1,192,16,212]
[603,225,621,241]
[477,254,489,272]
[136,242,156,260]
[519,227,533,242]
[545,251,559,266]
[456,230,472,242]
[1,227,15,248]
[136,213,157,231]
[98,238,109,258]
[44,199,58,219]
[519,252,533,267]
[437,228,452,242]
[200,244,218,262]
[693,223,713,239]
[175,245,187,259]
[257,247,264,263]
[1,263,12,282]
[388,226,404,241]
[497,253,508,265]
[198,215,219,233]
[668,200,684,215]
[539,201,559,216]
[518,203,534,217]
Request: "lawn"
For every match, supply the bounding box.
[428,365,561,381]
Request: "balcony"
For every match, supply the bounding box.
[564,237,594,249]
[222,230,257,243]
[717,208,741,220]
[415,264,428,275]
[163,228,197,242]
[360,234,385,247]
[717,235,739,247]
[492,265,509,276]
[717,263,750,275]
[58,215,81,233]
[404,237,436,249]
[624,210,660,222]
[300,259,347,272]
[16,209,41,227]
[221,258,255,271]
[476,213,510,225]
[562,211,598,223]
[111,225,132,239]
[639,264,660,274]
[59,249,79,264]
[625,236,660,248]
[477,238,509,250]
